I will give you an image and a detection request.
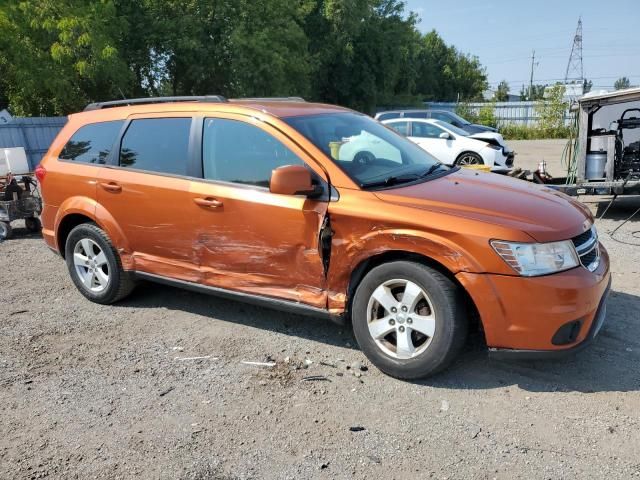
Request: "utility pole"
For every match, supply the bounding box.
[528,50,538,100]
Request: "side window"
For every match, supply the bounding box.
[119,118,191,175]
[412,122,445,139]
[405,111,428,119]
[59,121,123,164]
[387,121,409,136]
[202,118,304,188]
[431,112,454,124]
[377,112,400,121]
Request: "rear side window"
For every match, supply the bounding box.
[202,118,304,188]
[376,112,400,121]
[59,121,123,164]
[403,111,428,119]
[119,118,191,175]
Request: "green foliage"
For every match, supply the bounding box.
[477,103,497,128]
[519,84,546,101]
[455,102,478,123]
[415,30,487,102]
[614,76,631,90]
[535,84,568,131]
[0,0,488,116]
[499,124,572,140]
[494,80,509,102]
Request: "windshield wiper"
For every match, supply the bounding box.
[360,173,421,189]
[420,163,445,177]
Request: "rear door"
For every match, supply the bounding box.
[189,114,330,308]
[96,113,203,281]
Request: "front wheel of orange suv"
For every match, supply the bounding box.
[352,261,468,379]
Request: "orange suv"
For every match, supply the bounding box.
[37,96,611,379]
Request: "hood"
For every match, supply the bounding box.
[465,123,497,134]
[469,132,510,151]
[374,169,592,242]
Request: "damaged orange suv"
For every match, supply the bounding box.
[38,96,611,379]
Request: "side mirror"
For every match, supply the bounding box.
[439,132,452,140]
[270,165,322,197]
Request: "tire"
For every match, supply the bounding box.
[0,221,12,241]
[25,217,42,232]
[351,261,467,379]
[65,223,136,304]
[455,151,483,166]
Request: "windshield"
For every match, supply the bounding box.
[446,112,472,125]
[284,112,449,189]
[433,120,470,137]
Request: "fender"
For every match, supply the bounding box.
[55,196,134,270]
[326,226,484,313]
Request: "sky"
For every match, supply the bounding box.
[404,0,640,95]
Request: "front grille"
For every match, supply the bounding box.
[571,226,600,272]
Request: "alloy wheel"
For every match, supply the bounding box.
[73,238,110,293]
[366,278,436,359]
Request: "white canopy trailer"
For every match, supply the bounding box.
[559,87,640,196]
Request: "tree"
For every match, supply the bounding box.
[0,0,489,115]
[536,84,568,131]
[583,78,593,94]
[414,30,487,102]
[614,76,631,90]
[519,84,546,101]
[0,1,132,115]
[494,80,510,102]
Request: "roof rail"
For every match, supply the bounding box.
[83,95,228,111]
[235,97,306,102]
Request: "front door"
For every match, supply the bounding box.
[190,115,330,308]
[408,122,456,165]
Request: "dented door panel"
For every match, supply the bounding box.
[190,180,329,307]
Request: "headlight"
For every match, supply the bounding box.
[490,239,579,276]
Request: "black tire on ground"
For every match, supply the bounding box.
[25,217,42,232]
[455,151,483,166]
[0,221,12,241]
[351,261,467,379]
[65,222,136,304]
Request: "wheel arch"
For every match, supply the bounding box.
[345,250,481,334]
[455,150,484,165]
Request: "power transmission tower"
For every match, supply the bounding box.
[564,17,584,87]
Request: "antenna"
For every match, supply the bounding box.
[564,17,584,92]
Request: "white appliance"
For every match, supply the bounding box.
[0,147,30,176]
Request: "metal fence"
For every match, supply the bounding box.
[0,117,67,170]
[424,101,575,126]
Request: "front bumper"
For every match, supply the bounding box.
[456,243,611,355]
[489,277,610,359]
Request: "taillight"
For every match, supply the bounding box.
[35,165,46,182]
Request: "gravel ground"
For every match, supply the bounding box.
[1,195,640,479]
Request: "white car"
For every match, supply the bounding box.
[382,118,514,171]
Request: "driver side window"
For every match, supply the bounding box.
[412,122,445,139]
[202,118,304,188]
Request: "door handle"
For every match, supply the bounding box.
[99,182,122,193]
[193,197,223,208]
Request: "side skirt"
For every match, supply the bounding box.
[134,271,346,325]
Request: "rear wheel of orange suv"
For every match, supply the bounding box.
[65,223,136,304]
[352,261,467,379]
